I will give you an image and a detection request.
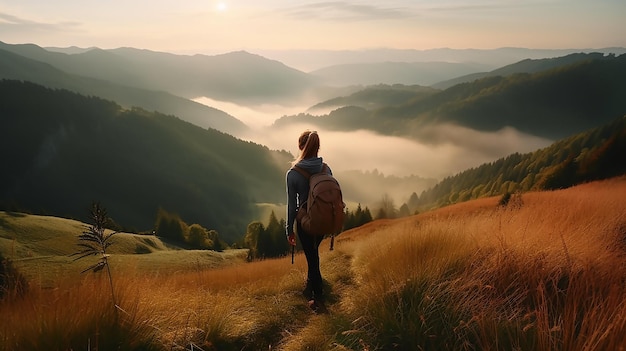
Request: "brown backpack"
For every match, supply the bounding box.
[293,163,345,237]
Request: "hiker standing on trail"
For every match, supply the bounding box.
[286,130,330,308]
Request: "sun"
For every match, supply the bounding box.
[216,2,228,12]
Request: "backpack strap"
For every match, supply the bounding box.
[321,163,329,175]
[292,165,311,180]
[291,163,328,180]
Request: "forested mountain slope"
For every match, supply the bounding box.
[275,53,626,140]
[432,52,616,89]
[0,80,291,242]
[0,41,316,106]
[412,115,626,211]
[308,84,438,112]
[0,48,246,135]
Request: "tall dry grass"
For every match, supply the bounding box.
[0,253,319,350]
[0,275,159,350]
[339,178,626,350]
[2,178,626,350]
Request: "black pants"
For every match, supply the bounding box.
[297,222,324,299]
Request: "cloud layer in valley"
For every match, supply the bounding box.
[235,121,552,207]
[194,98,553,180]
[242,123,552,180]
[193,97,311,128]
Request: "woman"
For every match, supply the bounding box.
[286,130,331,310]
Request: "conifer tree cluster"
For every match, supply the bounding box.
[154,208,226,251]
[344,203,373,230]
[244,211,289,260]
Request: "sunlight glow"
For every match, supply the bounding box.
[216,2,227,12]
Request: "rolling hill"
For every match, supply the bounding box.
[0,211,248,279]
[0,80,291,242]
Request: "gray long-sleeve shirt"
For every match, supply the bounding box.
[285,157,332,235]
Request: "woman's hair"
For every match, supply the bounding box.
[293,130,320,165]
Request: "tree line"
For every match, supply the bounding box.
[243,205,374,260]
[153,208,227,251]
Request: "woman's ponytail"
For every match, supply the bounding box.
[294,130,320,164]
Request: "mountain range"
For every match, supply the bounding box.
[0,42,316,106]
[255,47,626,71]
[3,40,625,139]
[276,53,626,140]
[2,41,626,241]
[0,45,247,136]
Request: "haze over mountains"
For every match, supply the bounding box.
[254,47,626,72]
[2,40,626,239]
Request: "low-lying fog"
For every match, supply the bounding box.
[196,97,553,207]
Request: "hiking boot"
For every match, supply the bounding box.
[302,285,314,300]
[313,289,324,302]
[308,299,328,314]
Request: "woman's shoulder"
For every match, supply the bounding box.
[286,167,304,181]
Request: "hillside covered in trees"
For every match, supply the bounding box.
[409,115,626,212]
[0,80,291,242]
[274,53,626,141]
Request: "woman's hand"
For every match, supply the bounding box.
[287,233,296,246]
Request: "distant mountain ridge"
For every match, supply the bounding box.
[12,41,626,104]
[275,53,626,140]
[257,47,626,71]
[4,41,626,137]
[310,61,491,87]
[0,47,247,135]
[432,52,620,89]
[0,41,317,106]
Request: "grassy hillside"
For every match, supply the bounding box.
[0,80,292,241]
[0,211,248,286]
[2,177,625,350]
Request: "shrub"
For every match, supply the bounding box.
[0,254,28,300]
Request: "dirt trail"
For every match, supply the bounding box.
[274,239,361,350]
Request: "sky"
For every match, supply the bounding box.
[1,0,625,55]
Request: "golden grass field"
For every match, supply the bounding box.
[2,176,626,350]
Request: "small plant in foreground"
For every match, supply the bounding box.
[71,202,119,310]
